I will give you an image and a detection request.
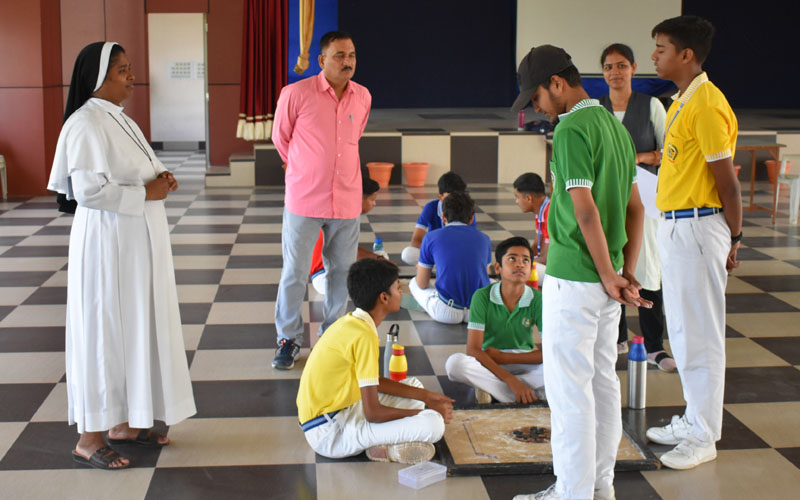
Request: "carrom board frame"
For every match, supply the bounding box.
[436,403,661,476]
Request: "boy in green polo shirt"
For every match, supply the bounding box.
[509,45,650,500]
[445,237,544,404]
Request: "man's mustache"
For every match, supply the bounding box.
[342,66,353,71]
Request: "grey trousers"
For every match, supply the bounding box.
[275,209,359,345]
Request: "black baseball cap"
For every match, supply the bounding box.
[511,45,574,112]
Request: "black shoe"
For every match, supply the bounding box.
[272,339,300,370]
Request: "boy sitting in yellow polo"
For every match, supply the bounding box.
[297,259,454,463]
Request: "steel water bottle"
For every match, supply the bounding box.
[383,323,399,378]
[628,336,647,409]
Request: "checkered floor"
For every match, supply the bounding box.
[1,151,799,500]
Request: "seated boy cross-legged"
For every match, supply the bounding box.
[446,237,545,404]
[409,190,492,324]
[297,259,454,463]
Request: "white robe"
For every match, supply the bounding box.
[48,98,196,434]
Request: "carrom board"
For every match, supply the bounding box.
[437,404,660,476]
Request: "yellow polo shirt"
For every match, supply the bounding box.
[656,72,738,211]
[296,308,380,424]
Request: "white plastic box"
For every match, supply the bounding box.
[398,461,447,489]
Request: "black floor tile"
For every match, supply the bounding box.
[0,327,65,352]
[752,337,800,365]
[415,320,468,345]
[726,325,745,338]
[0,236,26,246]
[741,236,800,247]
[247,200,285,208]
[736,247,775,260]
[724,366,800,403]
[485,212,534,221]
[194,194,251,201]
[438,375,477,407]
[474,221,507,231]
[0,218,56,226]
[171,224,241,234]
[776,447,800,469]
[174,269,224,285]
[226,255,283,268]
[0,421,163,470]
[378,346,434,376]
[145,464,316,500]
[22,286,67,305]
[726,293,799,313]
[199,324,296,350]
[738,275,800,292]
[214,284,278,302]
[0,384,55,421]
[0,271,55,287]
[13,202,59,210]
[192,380,301,418]
[183,208,246,216]
[241,215,284,224]
[374,231,414,242]
[33,225,71,235]
[171,244,233,256]
[365,214,419,223]
[178,303,212,324]
[0,305,13,322]
[235,233,283,243]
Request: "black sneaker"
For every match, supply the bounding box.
[272,339,300,370]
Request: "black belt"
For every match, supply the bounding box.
[662,207,722,220]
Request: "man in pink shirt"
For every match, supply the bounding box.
[271,31,372,369]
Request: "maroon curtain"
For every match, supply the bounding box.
[237,0,288,141]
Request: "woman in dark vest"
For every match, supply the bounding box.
[600,43,676,372]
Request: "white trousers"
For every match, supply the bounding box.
[445,352,545,402]
[401,246,420,266]
[658,212,729,443]
[409,276,468,324]
[311,271,327,296]
[303,377,445,459]
[543,276,622,500]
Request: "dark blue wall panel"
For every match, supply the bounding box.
[337,0,517,108]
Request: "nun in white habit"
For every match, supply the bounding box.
[48,41,196,470]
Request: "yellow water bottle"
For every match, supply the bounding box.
[389,344,408,381]
[527,262,539,289]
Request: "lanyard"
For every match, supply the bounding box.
[536,197,549,253]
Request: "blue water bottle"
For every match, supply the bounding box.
[373,237,384,254]
[628,336,647,409]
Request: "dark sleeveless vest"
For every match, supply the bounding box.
[600,91,658,173]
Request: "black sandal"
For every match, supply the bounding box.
[107,429,168,448]
[72,446,130,470]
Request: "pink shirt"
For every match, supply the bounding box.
[272,72,371,219]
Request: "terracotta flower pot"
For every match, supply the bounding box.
[366,162,394,187]
[765,160,791,185]
[402,162,430,187]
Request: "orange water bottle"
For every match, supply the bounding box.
[389,344,408,381]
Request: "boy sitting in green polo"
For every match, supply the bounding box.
[445,236,544,404]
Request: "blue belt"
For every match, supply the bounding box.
[437,292,466,310]
[300,410,339,432]
[662,207,722,220]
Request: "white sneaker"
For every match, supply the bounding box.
[513,484,562,500]
[366,441,435,464]
[660,438,717,470]
[594,487,616,500]
[646,414,692,445]
[475,387,492,405]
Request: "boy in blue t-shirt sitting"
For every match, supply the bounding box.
[409,191,491,324]
[401,172,476,265]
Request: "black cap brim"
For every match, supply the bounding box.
[511,87,536,113]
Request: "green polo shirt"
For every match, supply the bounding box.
[467,282,542,351]
[547,99,637,283]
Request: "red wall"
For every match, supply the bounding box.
[0,0,249,195]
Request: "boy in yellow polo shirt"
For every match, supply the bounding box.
[297,259,454,463]
[645,15,742,471]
